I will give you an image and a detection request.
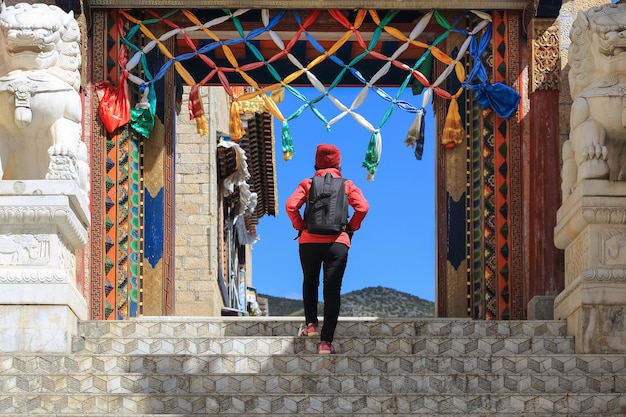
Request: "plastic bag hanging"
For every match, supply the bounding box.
[472,82,520,120]
[441,98,464,148]
[405,108,426,160]
[462,22,520,120]
[96,76,130,133]
[96,46,130,133]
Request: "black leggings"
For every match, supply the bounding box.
[299,242,349,343]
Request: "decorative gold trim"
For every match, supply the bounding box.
[90,10,106,320]
[163,35,176,316]
[86,0,530,9]
[508,11,524,320]
[530,18,560,92]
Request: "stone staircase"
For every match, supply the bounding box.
[0,317,625,416]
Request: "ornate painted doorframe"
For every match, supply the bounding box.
[436,11,524,319]
[85,0,562,320]
[89,10,176,319]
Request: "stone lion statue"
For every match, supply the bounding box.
[0,2,89,200]
[564,3,626,199]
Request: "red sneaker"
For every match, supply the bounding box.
[298,323,319,337]
[318,341,336,355]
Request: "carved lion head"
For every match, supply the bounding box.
[569,3,626,99]
[0,3,81,92]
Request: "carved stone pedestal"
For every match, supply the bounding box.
[555,180,626,353]
[0,180,89,353]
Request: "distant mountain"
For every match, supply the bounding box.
[259,286,434,318]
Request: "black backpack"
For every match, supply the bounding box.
[304,173,349,235]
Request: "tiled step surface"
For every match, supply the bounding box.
[73,318,575,356]
[1,371,624,394]
[71,335,576,355]
[0,354,626,376]
[4,415,618,417]
[2,392,626,414]
[77,318,569,338]
[1,317,624,415]
[1,353,625,375]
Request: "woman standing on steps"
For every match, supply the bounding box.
[286,143,369,354]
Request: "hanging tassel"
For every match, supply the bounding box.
[196,114,208,136]
[229,101,245,141]
[270,87,285,104]
[130,85,156,138]
[441,98,464,149]
[404,108,426,160]
[281,121,294,161]
[188,85,208,136]
[362,131,382,182]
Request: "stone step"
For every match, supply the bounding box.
[2,353,624,375]
[77,318,568,339]
[3,414,606,417]
[1,372,623,395]
[70,336,575,356]
[1,318,612,416]
[0,393,624,414]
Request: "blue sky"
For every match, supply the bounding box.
[251,87,436,302]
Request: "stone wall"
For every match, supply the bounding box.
[174,86,230,316]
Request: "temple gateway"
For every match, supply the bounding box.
[0,0,625,355]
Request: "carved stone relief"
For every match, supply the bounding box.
[581,268,626,282]
[57,236,75,279]
[0,233,50,266]
[582,207,626,225]
[0,205,87,248]
[600,228,626,265]
[530,18,560,92]
[564,228,588,285]
[0,269,67,284]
